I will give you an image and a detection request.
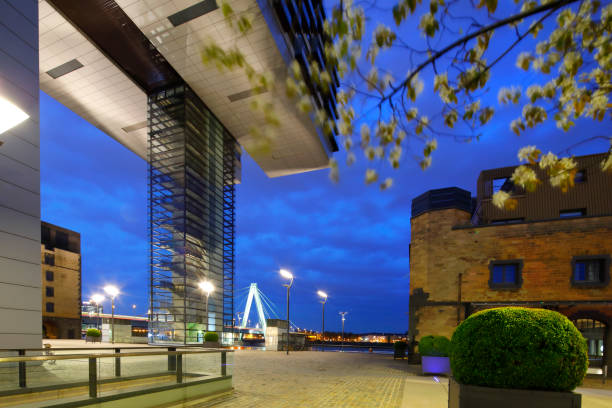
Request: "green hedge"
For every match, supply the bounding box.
[86,328,101,337]
[450,307,588,391]
[204,332,219,342]
[418,335,451,357]
[394,341,407,351]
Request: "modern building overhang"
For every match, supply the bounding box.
[39,0,335,177]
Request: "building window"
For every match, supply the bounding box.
[489,260,523,289]
[490,218,524,225]
[574,170,586,183]
[44,253,55,266]
[131,326,148,337]
[42,225,51,249]
[571,255,610,287]
[45,270,54,281]
[492,178,510,194]
[56,231,69,251]
[46,302,54,313]
[572,318,605,361]
[46,286,54,297]
[560,209,586,218]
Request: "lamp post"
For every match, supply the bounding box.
[236,311,242,327]
[198,280,214,337]
[90,294,105,332]
[103,285,119,344]
[280,269,293,355]
[317,291,327,350]
[339,312,348,351]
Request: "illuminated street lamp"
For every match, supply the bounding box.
[317,291,328,348]
[103,285,119,344]
[0,97,29,135]
[280,269,294,355]
[198,280,214,333]
[339,312,348,351]
[90,294,104,331]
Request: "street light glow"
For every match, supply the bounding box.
[91,294,104,304]
[198,280,214,295]
[279,268,293,280]
[317,290,328,299]
[0,97,29,135]
[103,285,119,298]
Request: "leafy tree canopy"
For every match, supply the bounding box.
[205,0,611,208]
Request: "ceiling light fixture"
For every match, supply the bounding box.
[0,97,29,135]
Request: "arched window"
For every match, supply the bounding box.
[572,318,606,363]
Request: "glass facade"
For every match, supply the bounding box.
[148,84,239,344]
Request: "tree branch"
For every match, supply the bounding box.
[381,0,579,103]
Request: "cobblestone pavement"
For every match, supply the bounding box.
[188,350,612,408]
[194,350,415,408]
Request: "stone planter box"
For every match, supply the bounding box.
[448,377,581,408]
[421,355,450,375]
[86,335,101,343]
[202,341,220,348]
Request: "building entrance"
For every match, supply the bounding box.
[572,318,606,369]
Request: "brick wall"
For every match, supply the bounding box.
[409,209,612,340]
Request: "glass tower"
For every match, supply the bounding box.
[148,84,239,344]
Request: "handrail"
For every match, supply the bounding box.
[0,344,221,352]
[0,348,232,363]
[308,343,393,348]
[0,345,231,399]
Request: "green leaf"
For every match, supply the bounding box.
[221,2,233,18]
[392,5,404,26]
[430,0,438,14]
[407,0,419,14]
[477,0,497,13]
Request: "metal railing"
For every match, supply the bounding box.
[0,347,233,406]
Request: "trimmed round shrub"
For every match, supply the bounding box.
[394,341,407,352]
[418,335,451,357]
[204,331,219,342]
[450,307,587,391]
[86,328,101,337]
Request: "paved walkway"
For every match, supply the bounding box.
[24,342,612,408]
[189,351,433,408]
[187,350,612,408]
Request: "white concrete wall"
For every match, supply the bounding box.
[0,0,41,349]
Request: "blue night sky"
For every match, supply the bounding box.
[39,3,610,334]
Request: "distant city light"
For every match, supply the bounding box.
[0,97,29,135]
[279,268,293,280]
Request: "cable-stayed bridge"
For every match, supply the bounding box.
[232,283,298,338]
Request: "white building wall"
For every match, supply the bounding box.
[0,0,41,349]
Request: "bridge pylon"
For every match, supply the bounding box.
[240,283,267,332]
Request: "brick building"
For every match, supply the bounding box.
[409,153,612,373]
[41,221,81,339]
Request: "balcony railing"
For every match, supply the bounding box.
[0,346,232,407]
